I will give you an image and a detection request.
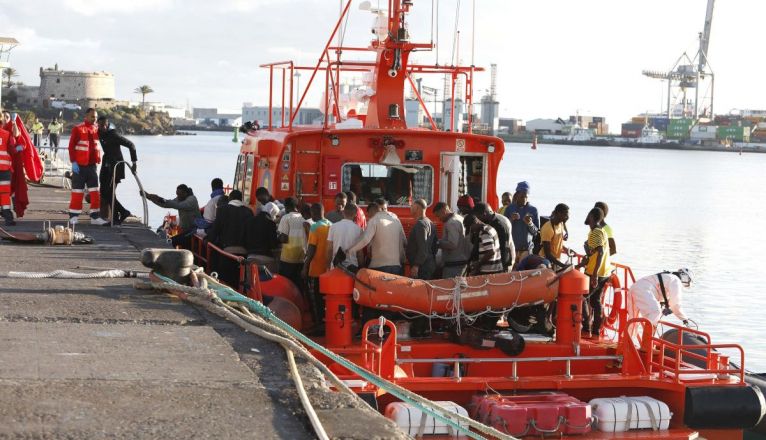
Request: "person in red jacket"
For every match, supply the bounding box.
[68,108,108,225]
[0,112,19,226]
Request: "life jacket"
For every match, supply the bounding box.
[0,128,13,172]
[69,122,101,166]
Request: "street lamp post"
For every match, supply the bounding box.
[0,37,20,109]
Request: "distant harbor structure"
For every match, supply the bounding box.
[478,64,500,135]
[39,64,115,105]
[241,104,323,128]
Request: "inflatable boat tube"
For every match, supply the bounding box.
[353,268,558,314]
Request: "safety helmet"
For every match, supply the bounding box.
[676,268,693,288]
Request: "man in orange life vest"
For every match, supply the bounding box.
[0,113,19,226]
[68,108,108,225]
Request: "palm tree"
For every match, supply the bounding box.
[134,85,154,109]
[3,68,18,88]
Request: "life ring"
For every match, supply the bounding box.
[605,272,622,326]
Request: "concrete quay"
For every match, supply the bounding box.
[0,184,404,440]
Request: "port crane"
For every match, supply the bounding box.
[642,0,715,120]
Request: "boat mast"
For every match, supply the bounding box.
[364,0,416,129]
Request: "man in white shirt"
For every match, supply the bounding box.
[347,201,406,275]
[326,203,364,268]
[627,268,692,329]
[196,178,225,236]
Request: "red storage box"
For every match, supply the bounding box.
[473,392,592,437]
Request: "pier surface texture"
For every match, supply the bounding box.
[0,185,404,439]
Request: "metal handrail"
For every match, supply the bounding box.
[361,318,398,379]
[398,355,621,381]
[649,320,745,383]
[110,160,149,228]
[396,355,621,364]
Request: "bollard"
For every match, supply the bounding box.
[319,268,355,347]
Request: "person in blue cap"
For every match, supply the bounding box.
[503,181,539,263]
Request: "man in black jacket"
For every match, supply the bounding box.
[97,116,138,224]
[207,190,253,254]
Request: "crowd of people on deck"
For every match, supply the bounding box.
[157,173,688,336]
[1,109,692,336]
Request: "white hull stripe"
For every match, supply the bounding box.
[88,187,99,191]
[0,160,10,166]
[71,189,84,194]
[69,210,82,214]
[0,180,10,185]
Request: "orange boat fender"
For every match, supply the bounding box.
[352,268,558,314]
[605,272,622,326]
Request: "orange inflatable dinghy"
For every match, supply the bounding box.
[353,268,559,314]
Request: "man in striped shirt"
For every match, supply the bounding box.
[466,215,503,275]
[578,207,612,337]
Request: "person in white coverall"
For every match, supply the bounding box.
[627,268,693,335]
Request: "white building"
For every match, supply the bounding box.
[526,118,567,134]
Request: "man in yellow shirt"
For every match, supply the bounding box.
[277,197,307,291]
[303,203,331,323]
[594,201,617,256]
[31,117,44,147]
[498,191,512,215]
[578,207,611,337]
[538,203,569,269]
[47,117,64,158]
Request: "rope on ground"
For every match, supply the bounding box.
[138,280,354,396]
[137,280,346,440]
[142,275,519,440]
[7,269,144,279]
[285,349,330,440]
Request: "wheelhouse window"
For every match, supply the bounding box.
[240,155,255,203]
[232,154,245,193]
[342,163,433,207]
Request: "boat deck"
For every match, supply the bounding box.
[0,184,404,439]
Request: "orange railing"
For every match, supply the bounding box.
[650,321,745,383]
[190,235,248,292]
[361,318,398,380]
[623,318,745,382]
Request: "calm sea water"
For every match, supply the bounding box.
[109,133,766,371]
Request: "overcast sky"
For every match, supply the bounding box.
[1,0,763,126]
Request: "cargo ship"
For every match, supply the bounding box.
[185,2,765,438]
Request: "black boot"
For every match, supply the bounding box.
[1,209,16,226]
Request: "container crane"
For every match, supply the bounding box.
[642,0,715,120]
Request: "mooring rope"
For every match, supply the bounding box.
[142,273,519,440]
[7,269,142,279]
